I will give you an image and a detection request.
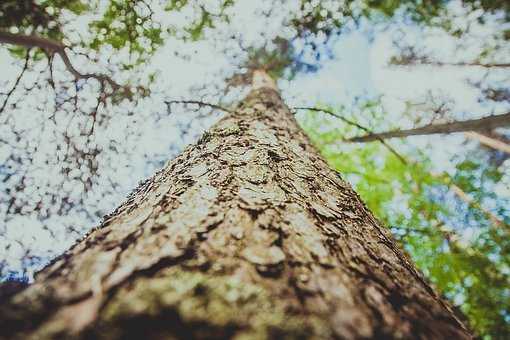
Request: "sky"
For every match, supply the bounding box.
[0,0,509,280]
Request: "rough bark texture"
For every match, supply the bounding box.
[0,83,471,339]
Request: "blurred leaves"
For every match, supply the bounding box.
[90,0,163,58]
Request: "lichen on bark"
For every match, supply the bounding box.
[0,79,471,339]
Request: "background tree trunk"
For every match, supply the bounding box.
[346,112,510,142]
[0,74,471,339]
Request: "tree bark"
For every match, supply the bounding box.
[346,112,510,143]
[0,72,471,339]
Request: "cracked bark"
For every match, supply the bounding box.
[0,72,471,339]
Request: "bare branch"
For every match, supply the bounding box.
[394,60,510,68]
[0,31,122,91]
[55,47,122,91]
[0,49,30,114]
[47,53,56,91]
[292,106,369,131]
[0,31,62,51]
[346,112,510,143]
[89,84,106,136]
[165,100,235,114]
[292,106,408,164]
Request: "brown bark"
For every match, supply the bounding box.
[0,73,471,339]
[347,112,510,143]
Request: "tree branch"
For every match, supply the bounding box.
[0,48,30,114]
[0,31,122,91]
[0,31,62,51]
[392,58,510,68]
[165,100,235,114]
[346,112,510,142]
[292,106,408,164]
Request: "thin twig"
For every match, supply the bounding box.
[165,100,235,114]
[89,84,105,136]
[292,106,408,164]
[395,60,510,68]
[0,49,31,114]
[47,53,56,91]
[292,106,370,131]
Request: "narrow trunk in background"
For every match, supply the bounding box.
[0,72,471,339]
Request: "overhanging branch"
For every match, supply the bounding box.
[0,48,30,114]
[0,31,122,91]
[346,112,510,143]
[165,100,235,114]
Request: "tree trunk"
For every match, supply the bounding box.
[0,72,471,339]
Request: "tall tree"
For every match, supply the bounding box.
[0,71,471,339]
[3,0,508,338]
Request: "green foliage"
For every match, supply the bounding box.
[165,0,234,41]
[89,0,163,67]
[299,107,510,339]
